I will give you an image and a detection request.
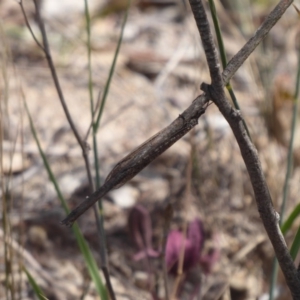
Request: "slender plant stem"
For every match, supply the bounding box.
[83,1,116,299]
[188,0,300,298]
[20,0,113,298]
[269,260,279,300]
[269,31,300,300]
[281,203,300,235]
[27,0,95,194]
[162,204,173,300]
[94,0,131,130]
[285,46,300,260]
[222,0,293,85]
[63,0,294,229]
[208,0,251,140]
[61,0,299,296]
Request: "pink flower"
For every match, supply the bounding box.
[165,219,205,274]
[128,205,160,261]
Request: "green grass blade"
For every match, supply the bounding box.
[24,100,68,212]
[83,0,109,279]
[290,226,300,260]
[208,0,226,68]
[23,266,48,300]
[269,35,300,300]
[269,259,279,300]
[72,223,108,298]
[281,203,300,235]
[23,100,108,299]
[280,54,300,228]
[84,0,94,116]
[286,47,300,259]
[208,0,251,140]
[83,0,107,270]
[83,0,101,190]
[93,0,131,226]
[94,0,131,131]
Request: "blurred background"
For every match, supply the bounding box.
[0,0,300,299]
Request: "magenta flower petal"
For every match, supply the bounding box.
[133,248,160,261]
[165,218,205,274]
[165,230,185,272]
[128,204,160,261]
[187,219,205,251]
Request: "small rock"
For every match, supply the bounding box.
[27,225,50,250]
[2,152,30,174]
[133,271,150,290]
[110,185,138,208]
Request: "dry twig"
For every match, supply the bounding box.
[189,0,300,298]
[19,1,116,299]
[61,0,300,297]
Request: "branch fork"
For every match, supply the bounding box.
[190,0,300,297]
[58,0,300,297]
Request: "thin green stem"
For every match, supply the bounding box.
[269,40,300,300]
[84,0,94,115]
[24,98,108,299]
[281,51,300,227]
[290,225,300,260]
[83,1,115,299]
[208,0,226,68]
[208,0,251,140]
[23,267,46,300]
[287,47,300,258]
[90,5,131,283]
[281,203,300,235]
[94,0,131,131]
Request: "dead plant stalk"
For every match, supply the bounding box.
[189,0,300,298]
[63,0,300,297]
[20,0,300,297]
[18,0,115,299]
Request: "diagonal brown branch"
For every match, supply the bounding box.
[189,0,300,298]
[62,0,292,227]
[61,2,300,296]
[62,101,208,225]
[222,0,293,85]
